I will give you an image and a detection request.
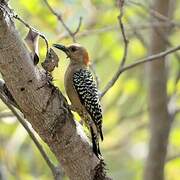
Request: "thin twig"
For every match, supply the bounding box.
[121,45,180,71]
[127,17,148,47]
[43,0,82,42]
[101,45,180,98]
[0,93,62,179]
[43,0,73,37]
[166,152,180,162]
[100,0,129,99]
[117,0,129,68]
[175,108,180,115]
[0,4,49,55]
[58,21,176,41]
[0,112,14,119]
[127,0,180,27]
[73,17,83,35]
[13,14,49,53]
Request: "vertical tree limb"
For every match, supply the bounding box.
[0,3,111,180]
[143,0,172,180]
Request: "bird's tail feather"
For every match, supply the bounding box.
[99,127,104,141]
[90,126,101,158]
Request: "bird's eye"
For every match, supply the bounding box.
[70,46,77,52]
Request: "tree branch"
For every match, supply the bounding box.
[101,45,180,98]
[100,0,129,99]
[43,0,82,42]
[166,152,180,162]
[58,21,175,41]
[127,0,180,27]
[0,92,63,179]
[0,3,111,180]
[0,79,63,180]
[100,0,179,98]
[13,14,49,53]
[0,111,14,119]
[117,0,129,68]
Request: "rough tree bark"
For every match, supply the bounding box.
[144,0,172,180]
[0,2,111,180]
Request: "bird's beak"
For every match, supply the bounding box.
[53,44,69,56]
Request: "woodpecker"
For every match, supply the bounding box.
[53,43,103,158]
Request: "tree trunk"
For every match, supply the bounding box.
[143,0,172,180]
[0,2,111,180]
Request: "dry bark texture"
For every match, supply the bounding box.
[144,0,172,180]
[0,3,111,180]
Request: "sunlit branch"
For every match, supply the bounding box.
[13,14,49,53]
[58,21,176,41]
[127,17,148,47]
[101,45,180,98]
[0,112,14,119]
[127,0,180,28]
[43,0,82,42]
[100,0,129,99]
[0,80,62,180]
[166,152,180,162]
[117,0,129,68]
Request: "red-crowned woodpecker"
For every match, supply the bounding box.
[53,43,103,158]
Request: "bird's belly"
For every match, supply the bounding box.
[67,86,80,107]
[65,80,85,112]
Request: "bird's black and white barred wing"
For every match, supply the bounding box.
[73,68,103,140]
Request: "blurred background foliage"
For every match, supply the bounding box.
[0,0,180,180]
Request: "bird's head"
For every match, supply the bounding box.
[53,43,90,66]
